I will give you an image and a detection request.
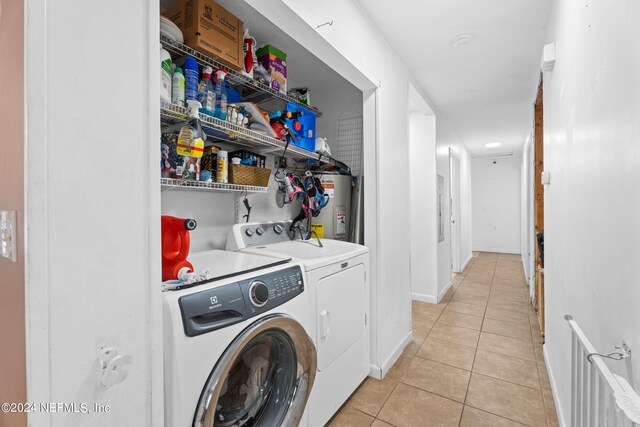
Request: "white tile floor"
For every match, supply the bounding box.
[327,252,558,427]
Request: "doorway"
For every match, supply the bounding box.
[533,75,545,335]
[449,149,462,273]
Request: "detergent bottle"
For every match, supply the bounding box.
[161,216,197,281]
[172,66,185,107]
[160,44,172,102]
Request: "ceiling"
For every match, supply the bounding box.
[358,0,552,155]
[161,0,358,100]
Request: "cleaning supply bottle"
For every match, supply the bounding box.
[214,68,228,120]
[160,44,172,103]
[183,56,199,103]
[198,66,215,115]
[242,28,256,79]
[216,150,228,183]
[177,100,206,179]
[161,216,197,281]
[172,67,185,107]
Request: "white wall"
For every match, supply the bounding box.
[471,156,522,254]
[436,124,473,293]
[248,0,441,376]
[409,109,438,303]
[313,82,363,155]
[542,1,640,425]
[161,156,302,252]
[25,1,163,425]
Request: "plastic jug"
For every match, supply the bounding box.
[161,216,197,281]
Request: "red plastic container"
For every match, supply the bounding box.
[161,216,197,281]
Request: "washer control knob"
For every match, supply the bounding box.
[256,227,264,236]
[249,281,269,308]
[273,224,284,235]
[245,228,254,237]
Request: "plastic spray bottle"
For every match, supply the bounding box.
[214,68,228,120]
[176,100,206,179]
[198,66,215,115]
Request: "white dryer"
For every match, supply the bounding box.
[227,222,370,427]
[164,250,317,427]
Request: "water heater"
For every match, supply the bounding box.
[311,174,352,241]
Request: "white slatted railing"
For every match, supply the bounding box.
[565,314,640,426]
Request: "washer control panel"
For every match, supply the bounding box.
[240,221,293,247]
[179,265,304,337]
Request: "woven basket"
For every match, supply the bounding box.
[229,164,271,187]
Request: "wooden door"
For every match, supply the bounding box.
[534,75,545,335]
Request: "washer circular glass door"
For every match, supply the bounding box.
[194,314,316,427]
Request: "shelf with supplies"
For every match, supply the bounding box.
[160,101,350,172]
[160,34,321,118]
[160,177,268,194]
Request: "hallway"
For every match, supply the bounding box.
[328,252,558,426]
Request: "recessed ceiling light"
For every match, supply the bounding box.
[485,142,502,148]
[452,33,473,48]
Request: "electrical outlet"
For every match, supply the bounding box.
[0,210,17,262]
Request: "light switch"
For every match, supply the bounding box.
[0,210,17,262]
[541,171,550,186]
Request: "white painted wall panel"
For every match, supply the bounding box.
[471,156,522,254]
[409,111,438,302]
[261,0,425,373]
[25,0,162,426]
[542,1,640,425]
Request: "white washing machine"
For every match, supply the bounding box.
[227,222,370,427]
[164,250,317,427]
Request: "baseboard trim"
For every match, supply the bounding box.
[369,363,382,379]
[460,253,473,272]
[544,344,567,427]
[472,247,521,255]
[378,330,413,379]
[412,292,438,304]
[437,281,452,303]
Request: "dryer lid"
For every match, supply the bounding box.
[242,239,368,271]
[163,250,291,291]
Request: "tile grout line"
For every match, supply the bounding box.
[334,254,542,427]
[471,371,544,393]
[454,253,546,426]
[458,255,497,426]
[463,402,529,426]
[473,345,537,363]
[527,276,554,427]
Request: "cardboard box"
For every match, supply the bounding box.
[163,0,243,71]
[256,44,287,93]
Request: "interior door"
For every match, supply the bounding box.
[449,149,461,273]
